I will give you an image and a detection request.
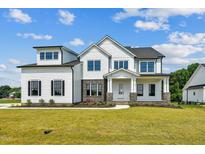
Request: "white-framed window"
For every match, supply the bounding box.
[114,60,128,69]
[87,60,101,71]
[40,52,59,60]
[139,61,155,73]
[149,84,155,96]
[137,84,143,96]
[28,80,41,96]
[86,83,102,96]
[51,80,65,96]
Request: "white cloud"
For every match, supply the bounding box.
[113,8,205,22]
[8,9,32,24]
[153,43,204,58]
[58,10,75,26]
[113,8,205,31]
[134,20,169,31]
[0,64,7,70]
[69,38,85,46]
[8,59,21,65]
[17,33,53,40]
[168,32,205,45]
[164,57,205,65]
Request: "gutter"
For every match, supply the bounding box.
[71,66,74,103]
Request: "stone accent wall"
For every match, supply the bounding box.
[82,79,106,102]
[162,92,170,102]
[106,93,113,101]
[130,93,137,102]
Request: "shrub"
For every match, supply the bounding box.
[39,99,45,106]
[49,99,55,106]
[26,99,32,106]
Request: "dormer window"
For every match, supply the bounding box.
[140,61,155,73]
[40,52,59,60]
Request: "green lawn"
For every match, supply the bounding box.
[0,106,205,144]
[0,99,20,103]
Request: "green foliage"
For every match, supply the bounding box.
[26,99,32,106]
[170,63,199,101]
[0,85,21,98]
[49,99,55,105]
[39,99,45,106]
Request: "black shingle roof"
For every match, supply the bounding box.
[186,84,205,90]
[17,60,81,68]
[125,46,165,59]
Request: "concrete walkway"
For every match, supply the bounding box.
[0,104,130,110]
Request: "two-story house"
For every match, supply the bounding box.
[18,35,170,104]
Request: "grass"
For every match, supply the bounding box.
[0,99,20,103]
[1,106,205,144]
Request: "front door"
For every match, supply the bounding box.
[113,79,130,101]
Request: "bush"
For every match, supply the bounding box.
[39,99,45,106]
[26,99,32,106]
[49,99,55,106]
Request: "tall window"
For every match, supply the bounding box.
[137,84,143,96]
[87,60,101,71]
[149,84,155,96]
[40,52,45,60]
[114,60,128,69]
[140,61,155,73]
[86,83,102,96]
[54,52,58,59]
[51,80,65,96]
[28,80,41,96]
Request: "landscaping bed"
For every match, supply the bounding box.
[13,102,116,108]
[129,102,182,109]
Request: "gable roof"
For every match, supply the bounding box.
[78,44,111,58]
[17,60,81,68]
[186,84,205,90]
[125,47,165,59]
[96,35,137,57]
[104,68,139,77]
[33,45,79,56]
[182,64,205,90]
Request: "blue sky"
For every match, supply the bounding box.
[1,8,205,87]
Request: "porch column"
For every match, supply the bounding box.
[106,78,113,101]
[162,77,170,102]
[130,77,137,101]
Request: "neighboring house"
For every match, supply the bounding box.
[18,35,170,104]
[182,64,205,103]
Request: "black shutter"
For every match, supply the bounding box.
[28,81,30,96]
[51,80,53,96]
[62,80,65,96]
[39,81,41,96]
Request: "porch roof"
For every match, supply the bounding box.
[104,68,139,78]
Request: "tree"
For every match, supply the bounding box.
[169,63,199,102]
[0,85,11,98]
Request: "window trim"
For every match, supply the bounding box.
[39,51,59,61]
[52,80,64,96]
[113,60,129,70]
[29,80,41,96]
[149,84,156,96]
[139,60,155,74]
[87,60,101,71]
[137,84,143,96]
[86,83,102,96]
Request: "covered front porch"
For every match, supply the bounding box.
[104,69,170,102]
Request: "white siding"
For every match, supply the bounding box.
[80,46,109,79]
[138,59,161,74]
[73,63,82,103]
[136,79,162,101]
[36,48,62,65]
[156,58,162,73]
[183,65,205,102]
[187,89,204,103]
[62,49,77,63]
[21,67,73,103]
[98,38,135,72]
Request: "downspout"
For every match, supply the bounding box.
[71,66,74,104]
